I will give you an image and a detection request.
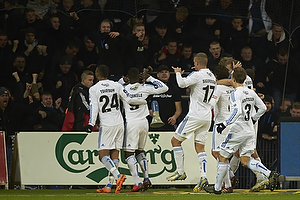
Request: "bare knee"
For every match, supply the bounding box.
[171,137,182,147]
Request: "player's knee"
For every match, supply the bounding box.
[171,136,181,147]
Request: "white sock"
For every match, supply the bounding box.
[247,158,271,178]
[126,155,141,186]
[101,156,120,180]
[107,159,119,187]
[254,157,265,180]
[215,161,229,191]
[230,155,240,173]
[223,169,231,188]
[136,152,149,180]
[197,152,207,178]
[173,146,184,174]
[229,166,235,179]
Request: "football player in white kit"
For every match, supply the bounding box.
[210,65,235,193]
[122,67,168,192]
[86,65,147,194]
[218,57,267,192]
[205,67,279,194]
[166,53,217,192]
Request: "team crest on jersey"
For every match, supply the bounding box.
[101,83,109,87]
[243,91,249,95]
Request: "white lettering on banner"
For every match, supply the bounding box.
[17,132,217,185]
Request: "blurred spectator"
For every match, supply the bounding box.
[248,0,272,61]
[264,24,289,62]
[27,92,65,130]
[222,15,249,59]
[207,40,230,72]
[76,34,99,80]
[209,0,236,27]
[148,20,169,61]
[0,31,15,88]
[95,19,127,81]
[278,98,292,116]
[0,87,26,186]
[265,48,300,110]
[191,14,222,55]
[0,0,23,41]
[46,55,78,110]
[62,70,95,131]
[257,95,279,170]
[179,43,193,72]
[151,38,181,70]
[26,0,58,18]
[124,23,149,73]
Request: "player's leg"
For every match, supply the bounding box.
[136,150,152,190]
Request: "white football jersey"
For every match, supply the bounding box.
[212,85,235,124]
[123,76,168,121]
[88,79,146,127]
[224,86,266,133]
[176,68,217,119]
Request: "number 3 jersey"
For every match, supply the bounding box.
[123,76,168,122]
[224,86,266,133]
[88,79,146,127]
[175,68,217,120]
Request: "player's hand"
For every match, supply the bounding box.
[85,124,93,133]
[251,117,257,125]
[216,123,226,134]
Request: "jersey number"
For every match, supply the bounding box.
[99,93,119,113]
[202,85,215,103]
[244,104,251,121]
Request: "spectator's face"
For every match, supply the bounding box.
[133,25,145,42]
[25,33,35,44]
[100,22,111,33]
[84,39,95,51]
[209,44,221,58]
[264,101,272,112]
[82,75,94,88]
[41,94,53,107]
[142,35,149,48]
[182,47,192,59]
[60,64,71,74]
[14,57,26,72]
[175,13,186,23]
[241,48,252,61]
[272,25,283,40]
[0,35,8,48]
[205,18,216,25]
[51,17,60,30]
[25,11,36,23]
[280,100,291,112]
[166,42,177,55]
[231,18,243,29]
[0,94,9,109]
[221,0,232,9]
[157,70,170,83]
[277,54,288,65]
[155,27,167,37]
[290,108,300,117]
[81,0,93,8]
[66,46,79,57]
[63,0,74,11]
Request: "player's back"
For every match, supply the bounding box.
[188,68,217,119]
[228,86,257,133]
[89,79,124,126]
[123,83,149,121]
[214,85,234,123]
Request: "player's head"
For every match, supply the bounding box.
[232,67,246,84]
[218,56,234,72]
[193,52,208,70]
[96,65,109,79]
[214,65,229,80]
[81,70,94,88]
[127,67,140,83]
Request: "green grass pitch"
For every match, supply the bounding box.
[0,188,299,200]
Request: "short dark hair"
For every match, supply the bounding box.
[127,67,140,80]
[214,65,229,80]
[232,67,246,84]
[97,65,109,78]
